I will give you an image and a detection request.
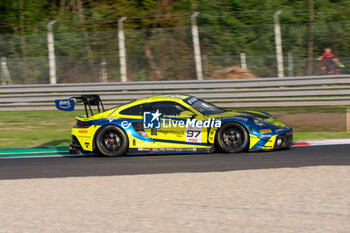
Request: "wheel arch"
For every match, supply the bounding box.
[93,123,128,151]
[214,120,251,141]
[214,120,251,152]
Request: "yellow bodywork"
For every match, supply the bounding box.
[70,95,288,153]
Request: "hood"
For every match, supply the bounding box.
[209,110,270,119]
[210,110,288,128]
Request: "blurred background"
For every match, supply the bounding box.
[0,3,349,231]
[0,0,350,148]
[1,0,350,84]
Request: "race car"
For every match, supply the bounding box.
[55,94,293,156]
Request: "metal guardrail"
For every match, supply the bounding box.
[1,75,350,111]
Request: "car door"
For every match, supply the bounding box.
[144,101,207,145]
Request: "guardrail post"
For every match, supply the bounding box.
[191,12,204,80]
[47,20,57,85]
[118,17,127,82]
[274,10,284,77]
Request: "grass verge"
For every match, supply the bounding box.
[0,110,83,148]
[0,108,349,148]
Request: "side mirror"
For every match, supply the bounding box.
[179,110,196,119]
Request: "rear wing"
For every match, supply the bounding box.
[55,94,105,117]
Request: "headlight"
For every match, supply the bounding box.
[253,118,265,127]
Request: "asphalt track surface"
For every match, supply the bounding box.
[0,144,349,180]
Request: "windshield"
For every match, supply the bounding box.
[184,96,225,115]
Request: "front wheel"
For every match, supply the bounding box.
[95,125,129,157]
[215,122,249,153]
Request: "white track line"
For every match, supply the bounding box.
[294,139,350,147]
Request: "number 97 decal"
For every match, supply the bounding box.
[185,128,202,143]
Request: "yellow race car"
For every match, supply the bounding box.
[55,94,293,156]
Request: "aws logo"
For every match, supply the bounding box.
[55,99,75,111]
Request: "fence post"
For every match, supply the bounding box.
[47,20,57,85]
[1,57,13,85]
[100,57,108,82]
[191,12,203,80]
[1,57,6,85]
[118,17,127,82]
[274,10,284,77]
[202,54,209,78]
[240,53,247,69]
[307,0,314,75]
[287,52,294,77]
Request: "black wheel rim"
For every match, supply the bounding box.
[102,130,122,152]
[222,127,244,149]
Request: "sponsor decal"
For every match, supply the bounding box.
[185,97,198,105]
[55,99,74,111]
[162,118,221,128]
[143,109,221,129]
[156,129,184,137]
[275,128,285,132]
[260,129,272,134]
[78,130,88,134]
[138,148,152,152]
[137,148,199,152]
[185,126,202,143]
[121,121,131,129]
[233,116,248,122]
[143,110,162,129]
[151,148,199,152]
[151,129,158,136]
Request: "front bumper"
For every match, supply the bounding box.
[249,128,293,151]
[273,130,293,149]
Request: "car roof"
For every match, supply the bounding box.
[136,94,191,102]
[113,95,195,113]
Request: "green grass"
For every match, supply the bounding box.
[0,110,83,148]
[0,108,349,148]
[227,106,349,113]
[294,132,350,141]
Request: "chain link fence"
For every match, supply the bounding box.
[125,27,195,81]
[1,19,350,84]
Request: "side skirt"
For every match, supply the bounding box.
[127,147,211,155]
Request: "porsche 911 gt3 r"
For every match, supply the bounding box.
[55,94,293,156]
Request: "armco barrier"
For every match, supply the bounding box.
[0,75,350,111]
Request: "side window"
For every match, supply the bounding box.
[120,104,147,115]
[150,101,189,116]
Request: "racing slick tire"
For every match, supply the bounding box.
[215,122,249,153]
[95,125,129,157]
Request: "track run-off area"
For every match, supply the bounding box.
[0,144,349,180]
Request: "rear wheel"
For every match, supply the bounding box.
[216,122,249,153]
[95,125,129,157]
